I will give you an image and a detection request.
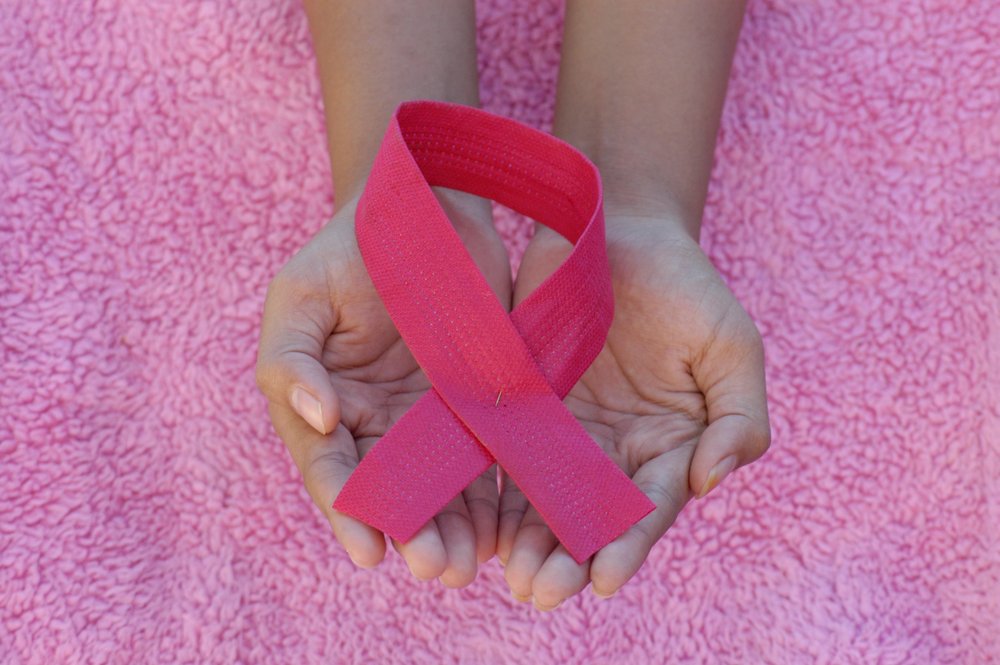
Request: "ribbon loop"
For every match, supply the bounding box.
[333,100,655,564]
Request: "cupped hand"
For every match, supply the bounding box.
[498,213,771,609]
[255,187,511,587]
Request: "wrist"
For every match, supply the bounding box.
[550,129,703,243]
[600,185,702,244]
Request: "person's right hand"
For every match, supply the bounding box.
[255,187,511,587]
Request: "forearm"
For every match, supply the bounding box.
[304,0,481,209]
[552,0,745,239]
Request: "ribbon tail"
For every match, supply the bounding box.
[333,388,495,544]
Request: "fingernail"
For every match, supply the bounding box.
[511,591,531,603]
[291,386,326,434]
[697,454,738,499]
[592,586,616,599]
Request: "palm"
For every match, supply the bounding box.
[558,217,749,476]
[264,188,511,586]
[499,217,768,608]
[310,211,430,457]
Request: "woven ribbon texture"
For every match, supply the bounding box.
[332,100,655,564]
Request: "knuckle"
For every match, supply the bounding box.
[499,506,528,525]
[464,495,499,515]
[435,507,473,528]
[637,479,674,510]
[310,447,358,474]
[630,516,657,545]
[516,520,553,540]
[302,448,357,500]
[254,357,295,403]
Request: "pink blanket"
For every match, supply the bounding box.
[2,0,997,662]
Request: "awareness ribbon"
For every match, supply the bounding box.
[332,100,655,564]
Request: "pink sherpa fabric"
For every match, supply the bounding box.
[2,0,997,663]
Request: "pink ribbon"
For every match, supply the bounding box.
[332,100,655,564]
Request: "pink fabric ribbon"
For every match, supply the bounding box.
[332,100,655,564]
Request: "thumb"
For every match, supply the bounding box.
[255,270,341,435]
[689,317,771,500]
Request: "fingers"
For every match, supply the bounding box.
[496,467,529,565]
[500,449,687,605]
[390,521,448,582]
[500,470,591,608]
[503,505,559,601]
[691,415,766,499]
[388,465,497,586]
[268,400,386,567]
[689,312,771,500]
[530,546,590,611]
[387,472,495,588]
[389,468,497,586]
[463,464,499,564]
[590,444,694,597]
[256,268,340,435]
[433,495,478,588]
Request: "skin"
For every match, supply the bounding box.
[256,0,771,602]
[497,0,771,609]
[256,1,508,587]
[500,217,770,609]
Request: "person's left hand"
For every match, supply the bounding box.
[497,211,771,610]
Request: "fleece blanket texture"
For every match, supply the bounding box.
[1,0,997,663]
